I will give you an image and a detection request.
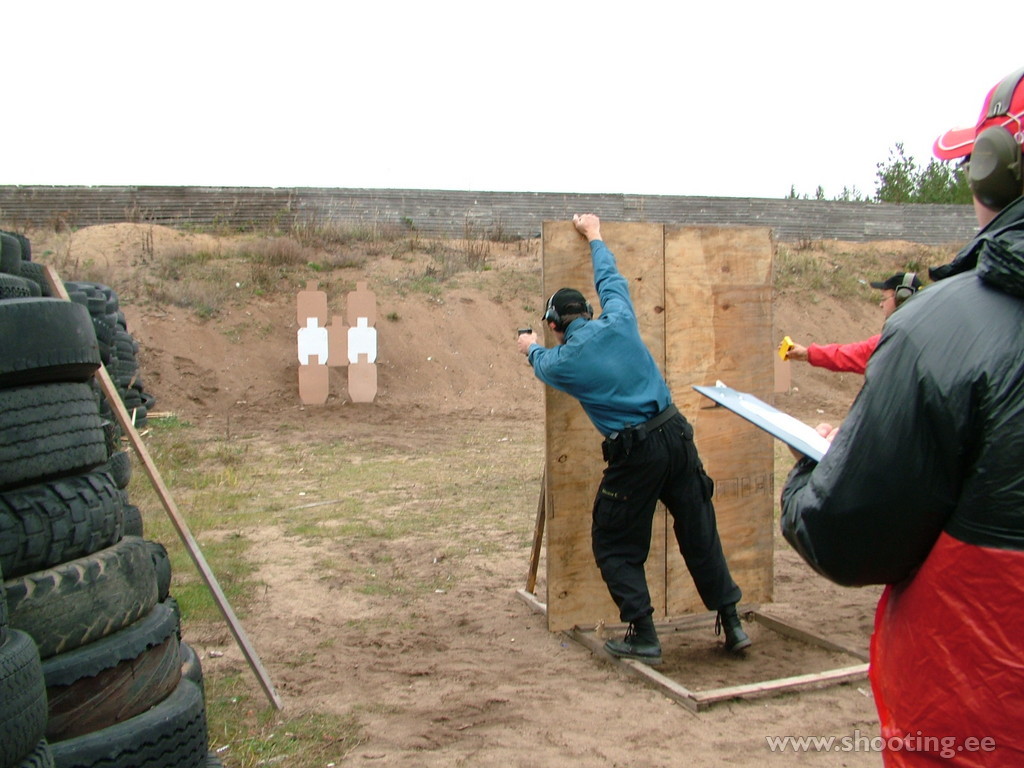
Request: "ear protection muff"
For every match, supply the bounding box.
[894,272,918,305]
[969,126,1023,210]
[542,292,561,327]
[967,67,1024,211]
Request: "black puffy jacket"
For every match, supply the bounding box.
[781,195,1024,586]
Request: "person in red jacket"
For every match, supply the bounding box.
[783,272,922,374]
[782,65,1024,766]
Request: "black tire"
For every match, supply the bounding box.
[77,283,117,315]
[0,383,107,491]
[0,232,22,276]
[0,561,7,644]
[0,630,48,768]
[48,677,207,768]
[0,470,125,579]
[112,331,138,359]
[99,420,121,457]
[14,263,50,297]
[42,598,179,687]
[42,600,182,743]
[98,450,132,490]
[121,387,143,408]
[12,741,54,768]
[91,316,115,355]
[0,274,40,299]
[13,234,31,263]
[4,536,160,659]
[178,642,204,695]
[147,540,171,602]
[0,299,101,388]
[121,505,143,538]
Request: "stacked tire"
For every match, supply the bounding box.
[62,281,155,429]
[0,564,51,768]
[0,230,219,768]
[0,230,158,428]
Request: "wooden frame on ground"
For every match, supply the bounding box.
[516,588,868,712]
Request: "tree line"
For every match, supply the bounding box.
[789,143,972,204]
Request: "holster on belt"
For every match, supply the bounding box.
[601,404,679,463]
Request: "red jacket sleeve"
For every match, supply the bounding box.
[806,334,880,374]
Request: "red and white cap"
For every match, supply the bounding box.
[933,67,1024,161]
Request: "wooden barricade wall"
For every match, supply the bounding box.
[542,222,774,631]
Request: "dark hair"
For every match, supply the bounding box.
[552,309,590,331]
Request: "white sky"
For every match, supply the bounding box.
[6,2,1020,200]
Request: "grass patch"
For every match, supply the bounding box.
[774,240,958,304]
[287,216,410,249]
[394,273,443,297]
[121,416,541,765]
[773,246,877,302]
[126,419,265,622]
[205,674,364,767]
[423,239,488,281]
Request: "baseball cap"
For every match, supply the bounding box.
[869,273,922,291]
[933,66,1024,160]
[543,288,590,320]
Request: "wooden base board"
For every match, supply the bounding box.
[515,589,868,712]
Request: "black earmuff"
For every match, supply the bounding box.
[969,126,1023,210]
[894,272,918,305]
[542,292,562,327]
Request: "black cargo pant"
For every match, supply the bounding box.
[592,413,741,623]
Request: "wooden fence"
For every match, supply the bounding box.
[0,186,979,246]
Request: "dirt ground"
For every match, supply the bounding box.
[27,223,946,767]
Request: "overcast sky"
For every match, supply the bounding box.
[7,2,1020,200]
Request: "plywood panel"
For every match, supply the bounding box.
[664,226,775,616]
[542,221,666,631]
[542,222,775,630]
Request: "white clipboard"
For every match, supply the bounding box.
[693,382,831,462]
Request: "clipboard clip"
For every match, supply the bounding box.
[698,380,728,409]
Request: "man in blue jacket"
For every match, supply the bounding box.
[517,213,749,664]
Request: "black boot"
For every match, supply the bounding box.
[715,604,751,652]
[604,614,662,666]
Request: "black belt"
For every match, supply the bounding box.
[634,403,679,434]
[602,404,680,461]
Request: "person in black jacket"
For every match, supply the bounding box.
[780,67,1024,766]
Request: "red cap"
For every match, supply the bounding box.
[933,67,1024,160]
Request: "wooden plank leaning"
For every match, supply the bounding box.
[524,468,546,595]
[44,266,284,711]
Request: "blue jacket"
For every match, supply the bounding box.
[528,240,671,437]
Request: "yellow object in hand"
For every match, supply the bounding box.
[778,335,794,361]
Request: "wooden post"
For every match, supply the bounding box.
[525,469,546,594]
[44,266,284,711]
